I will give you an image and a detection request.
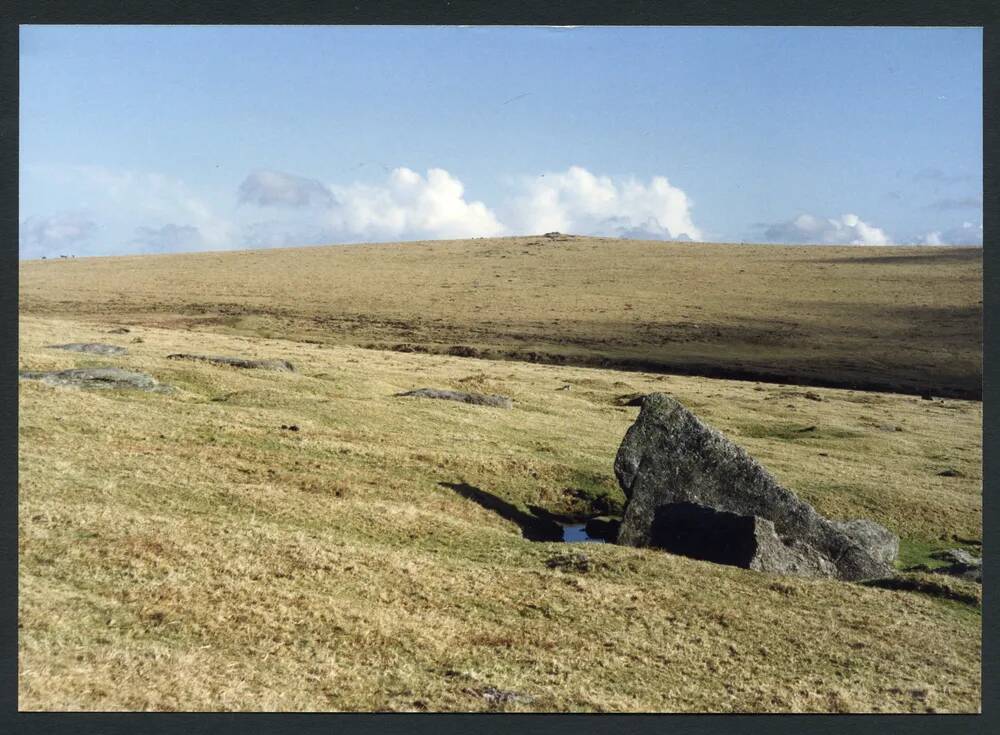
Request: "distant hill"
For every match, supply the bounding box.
[19,235,983,399]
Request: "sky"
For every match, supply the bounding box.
[19,25,983,259]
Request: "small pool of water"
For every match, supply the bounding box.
[561,524,606,543]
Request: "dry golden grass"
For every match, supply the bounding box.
[18,314,981,712]
[19,236,983,398]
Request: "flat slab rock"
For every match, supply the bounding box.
[396,388,513,409]
[167,354,295,372]
[47,343,128,356]
[614,393,898,580]
[19,367,168,392]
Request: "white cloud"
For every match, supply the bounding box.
[39,164,238,250]
[19,212,98,258]
[234,167,506,247]
[759,213,891,245]
[324,167,505,241]
[237,170,334,208]
[918,222,982,246]
[504,166,701,241]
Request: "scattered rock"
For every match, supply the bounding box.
[878,424,903,432]
[936,468,964,478]
[614,393,897,580]
[556,384,572,391]
[167,354,296,372]
[131,337,144,344]
[396,388,513,409]
[545,552,591,573]
[928,548,982,583]
[106,327,131,334]
[802,391,823,402]
[280,424,300,432]
[615,393,648,407]
[584,516,621,542]
[19,367,168,392]
[921,392,934,401]
[46,342,128,356]
[930,548,979,566]
[830,519,900,566]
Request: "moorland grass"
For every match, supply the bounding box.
[17,315,981,712]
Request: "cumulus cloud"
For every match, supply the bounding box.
[237,170,335,209]
[233,167,506,247]
[505,166,701,241]
[130,223,204,253]
[759,213,891,246]
[325,167,505,241]
[19,212,98,258]
[917,222,983,246]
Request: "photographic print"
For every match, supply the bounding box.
[17,25,983,713]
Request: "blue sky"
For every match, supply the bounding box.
[19,25,983,258]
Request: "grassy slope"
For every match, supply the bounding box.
[18,316,981,712]
[19,237,983,398]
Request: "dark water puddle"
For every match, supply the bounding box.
[561,523,606,543]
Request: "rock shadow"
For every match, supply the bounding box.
[440,482,563,541]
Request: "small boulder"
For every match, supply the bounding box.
[19,367,167,392]
[47,343,128,356]
[397,388,513,409]
[167,354,295,372]
[106,327,131,334]
[930,548,979,566]
[830,519,900,566]
[615,393,648,407]
[936,468,964,478]
[584,516,621,542]
[928,548,982,583]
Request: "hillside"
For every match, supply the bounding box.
[18,236,983,399]
[18,313,981,712]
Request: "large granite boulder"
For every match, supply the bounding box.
[614,393,896,580]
